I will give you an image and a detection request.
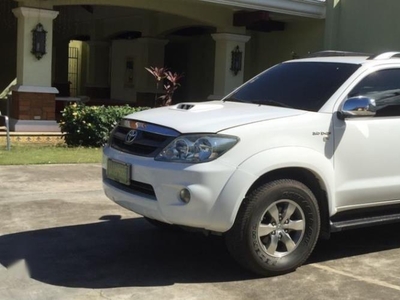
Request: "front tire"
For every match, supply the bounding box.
[226,179,320,276]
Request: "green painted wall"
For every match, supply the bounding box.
[325,0,400,53]
[244,19,325,80]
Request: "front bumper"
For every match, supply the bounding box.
[102,145,253,232]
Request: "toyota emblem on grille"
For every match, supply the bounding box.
[125,130,138,144]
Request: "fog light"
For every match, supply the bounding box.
[179,188,191,203]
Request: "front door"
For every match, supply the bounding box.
[334,68,400,209]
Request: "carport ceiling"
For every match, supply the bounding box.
[233,10,284,32]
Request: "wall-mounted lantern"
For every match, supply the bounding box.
[31,23,47,60]
[230,45,242,76]
[291,51,300,59]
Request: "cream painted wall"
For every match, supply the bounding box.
[13,7,59,87]
[245,19,325,79]
[325,0,400,53]
[110,38,167,103]
[110,40,138,102]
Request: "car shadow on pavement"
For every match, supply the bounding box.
[309,222,400,264]
[0,216,258,288]
[1,217,400,288]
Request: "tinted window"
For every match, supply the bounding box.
[225,62,360,112]
[348,69,400,117]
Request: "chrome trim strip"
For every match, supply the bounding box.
[120,119,180,137]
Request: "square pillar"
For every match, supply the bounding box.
[12,7,59,132]
[86,41,111,99]
[210,33,251,99]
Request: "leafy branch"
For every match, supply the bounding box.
[145,66,184,107]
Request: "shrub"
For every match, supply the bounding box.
[60,103,149,147]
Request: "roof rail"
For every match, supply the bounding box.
[307,50,371,58]
[368,52,400,60]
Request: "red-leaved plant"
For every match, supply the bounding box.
[145,66,184,107]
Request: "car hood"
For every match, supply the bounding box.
[126,101,306,133]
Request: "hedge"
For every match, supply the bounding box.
[60,103,149,147]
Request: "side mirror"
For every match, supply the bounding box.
[340,96,376,118]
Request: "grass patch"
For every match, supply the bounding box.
[0,144,102,165]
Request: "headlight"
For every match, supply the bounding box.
[155,134,239,163]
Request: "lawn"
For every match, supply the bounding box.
[0,144,102,165]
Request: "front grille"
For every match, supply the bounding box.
[110,121,180,157]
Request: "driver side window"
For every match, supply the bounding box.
[348,69,400,117]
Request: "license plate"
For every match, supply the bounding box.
[107,159,131,185]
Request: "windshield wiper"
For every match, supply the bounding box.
[224,98,293,108]
[250,100,293,108]
[223,97,243,103]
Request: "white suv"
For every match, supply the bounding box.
[103,51,400,276]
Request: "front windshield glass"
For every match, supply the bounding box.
[224,62,360,112]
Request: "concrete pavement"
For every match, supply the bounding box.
[1,164,400,299]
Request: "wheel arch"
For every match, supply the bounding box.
[208,147,335,235]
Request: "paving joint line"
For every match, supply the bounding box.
[310,263,400,291]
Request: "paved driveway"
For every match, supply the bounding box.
[1,164,400,300]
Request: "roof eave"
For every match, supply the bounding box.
[198,0,326,19]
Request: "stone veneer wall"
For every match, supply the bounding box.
[0,132,64,146]
[11,91,55,121]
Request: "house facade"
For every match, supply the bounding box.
[325,0,400,53]
[1,0,327,131]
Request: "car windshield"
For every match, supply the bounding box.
[224,62,360,112]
